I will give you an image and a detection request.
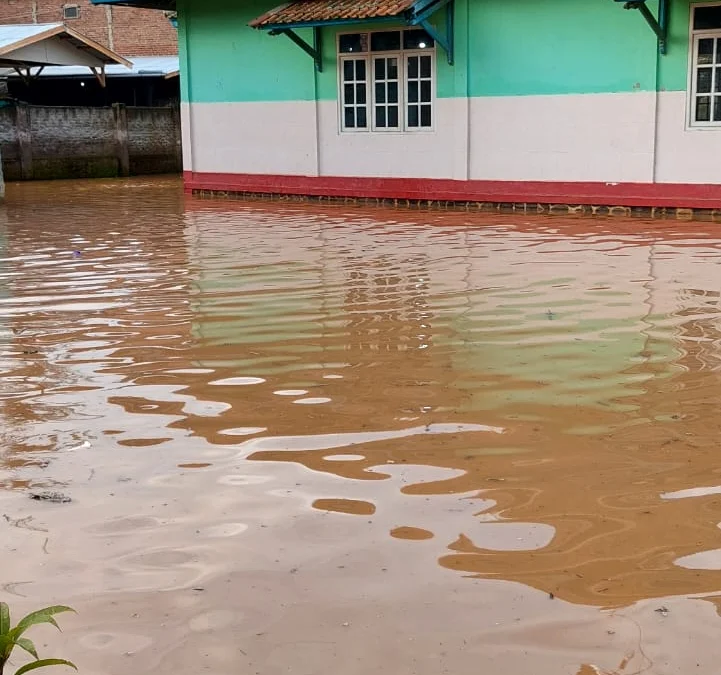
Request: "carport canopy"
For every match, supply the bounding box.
[0,23,130,86]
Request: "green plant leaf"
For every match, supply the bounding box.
[14,608,74,638]
[0,633,12,661]
[0,603,9,636]
[14,659,77,675]
[14,639,37,661]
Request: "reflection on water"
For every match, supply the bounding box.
[5,179,721,670]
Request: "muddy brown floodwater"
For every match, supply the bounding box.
[4,177,721,674]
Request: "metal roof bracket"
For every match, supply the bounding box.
[269,27,323,72]
[409,0,454,64]
[618,0,668,55]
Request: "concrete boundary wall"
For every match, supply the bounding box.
[0,103,181,181]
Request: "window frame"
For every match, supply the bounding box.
[336,28,437,135]
[339,55,370,133]
[687,3,721,129]
[62,4,80,19]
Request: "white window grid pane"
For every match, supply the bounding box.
[372,55,401,131]
[691,30,721,126]
[340,57,368,131]
[405,53,433,130]
[337,29,436,133]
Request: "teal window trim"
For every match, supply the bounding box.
[615,0,669,54]
[409,0,454,65]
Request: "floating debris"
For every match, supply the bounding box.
[29,491,72,504]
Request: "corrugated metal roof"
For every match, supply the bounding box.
[1,55,178,78]
[250,0,416,28]
[0,23,63,51]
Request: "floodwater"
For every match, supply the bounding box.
[3,178,721,674]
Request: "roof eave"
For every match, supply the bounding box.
[258,15,405,31]
[91,0,175,10]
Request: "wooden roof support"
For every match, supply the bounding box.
[90,64,106,87]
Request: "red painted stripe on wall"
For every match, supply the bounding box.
[183,172,721,210]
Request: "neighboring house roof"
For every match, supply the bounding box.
[1,55,178,79]
[0,23,130,68]
[91,0,176,10]
[249,0,416,28]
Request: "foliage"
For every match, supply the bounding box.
[0,604,76,675]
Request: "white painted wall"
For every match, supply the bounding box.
[655,91,721,184]
[184,91,721,188]
[186,101,319,176]
[180,102,193,171]
[469,92,657,183]
[316,98,469,180]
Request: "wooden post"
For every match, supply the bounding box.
[15,103,33,180]
[112,102,130,177]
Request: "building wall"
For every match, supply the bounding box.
[178,0,721,202]
[0,0,177,56]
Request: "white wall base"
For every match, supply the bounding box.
[183,92,721,188]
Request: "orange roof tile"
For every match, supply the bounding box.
[249,0,416,28]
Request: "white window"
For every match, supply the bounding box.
[338,29,435,133]
[690,4,721,126]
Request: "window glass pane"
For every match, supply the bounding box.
[403,29,434,50]
[339,34,365,53]
[344,83,354,103]
[388,81,398,103]
[698,38,714,65]
[375,58,386,79]
[694,5,721,30]
[408,80,419,103]
[698,67,712,93]
[375,82,386,103]
[697,95,711,121]
[356,83,366,104]
[376,107,387,127]
[420,80,431,102]
[716,68,721,92]
[343,60,354,79]
[388,106,399,127]
[344,107,355,128]
[407,55,419,79]
[357,107,367,128]
[407,105,419,128]
[420,55,432,78]
[355,59,366,80]
[388,58,398,79]
[420,104,432,127]
[717,38,721,63]
[371,31,401,51]
[715,95,721,121]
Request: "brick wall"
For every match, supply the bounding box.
[0,0,177,56]
[0,103,181,179]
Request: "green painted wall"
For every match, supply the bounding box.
[179,0,317,103]
[659,0,693,91]
[179,0,704,104]
[467,0,658,96]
